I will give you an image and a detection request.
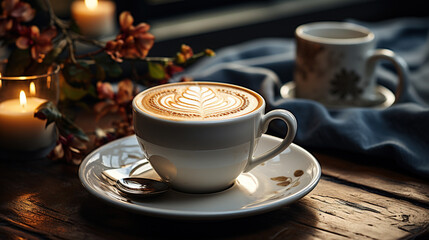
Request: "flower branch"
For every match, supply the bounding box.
[1,0,215,164]
[42,0,77,64]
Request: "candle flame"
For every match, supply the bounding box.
[30,81,36,95]
[20,90,27,108]
[85,0,98,10]
[47,76,51,89]
[0,80,2,88]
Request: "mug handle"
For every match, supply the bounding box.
[366,49,409,103]
[243,109,297,172]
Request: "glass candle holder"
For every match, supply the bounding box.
[0,64,60,154]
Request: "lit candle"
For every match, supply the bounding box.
[29,81,36,96]
[0,91,55,151]
[71,0,115,37]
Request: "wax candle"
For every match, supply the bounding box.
[71,0,115,36]
[0,91,55,151]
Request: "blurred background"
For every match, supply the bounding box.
[46,0,429,56]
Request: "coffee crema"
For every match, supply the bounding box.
[135,82,262,121]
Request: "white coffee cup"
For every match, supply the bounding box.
[294,21,408,106]
[133,82,297,193]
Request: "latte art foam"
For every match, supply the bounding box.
[136,82,262,121]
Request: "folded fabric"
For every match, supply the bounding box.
[173,17,429,177]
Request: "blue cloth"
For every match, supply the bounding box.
[173,18,429,177]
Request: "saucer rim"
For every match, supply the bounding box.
[280,81,395,109]
[79,134,321,220]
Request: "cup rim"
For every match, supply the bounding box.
[296,21,374,45]
[132,81,266,125]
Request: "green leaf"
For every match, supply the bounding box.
[148,62,166,80]
[34,101,89,142]
[60,72,89,101]
[43,47,63,66]
[93,53,122,78]
[63,63,92,88]
[34,102,62,127]
[86,83,97,98]
[57,116,89,142]
[61,80,89,101]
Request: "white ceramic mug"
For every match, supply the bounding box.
[294,21,408,106]
[133,82,297,193]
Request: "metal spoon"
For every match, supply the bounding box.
[102,159,151,183]
[102,159,170,197]
[115,177,170,197]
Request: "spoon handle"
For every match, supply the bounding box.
[129,159,150,176]
[102,159,149,182]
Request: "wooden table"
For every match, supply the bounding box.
[1,112,428,240]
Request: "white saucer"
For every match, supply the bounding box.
[280,82,395,109]
[79,134,321,220]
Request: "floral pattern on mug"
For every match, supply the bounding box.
[329,68,363,100]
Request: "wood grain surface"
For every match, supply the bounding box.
[1,113,428,240]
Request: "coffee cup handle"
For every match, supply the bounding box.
[243,109,297,173]
[367,49,409,103]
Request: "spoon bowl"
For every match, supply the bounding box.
[116,177,170,197]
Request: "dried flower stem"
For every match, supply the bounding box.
[42,0,108,64]
[41,1,208,67]
[71,34,105,48]
[43,0,76,63]
[143,52,206,64]
[183,51,206,65]
[143,57,172,63]
[75,48,104,59]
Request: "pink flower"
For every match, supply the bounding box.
[0,0,35,36]
[96,81,115,100]
[116,79,134,104]
[95,79,136,122]
[2,0,35,22]
[105,11,155,62]
[174,44,194,64]
[49,135,87,165]
[15,25,57,62]
[180,44,193,60]
[204,49,215,57]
